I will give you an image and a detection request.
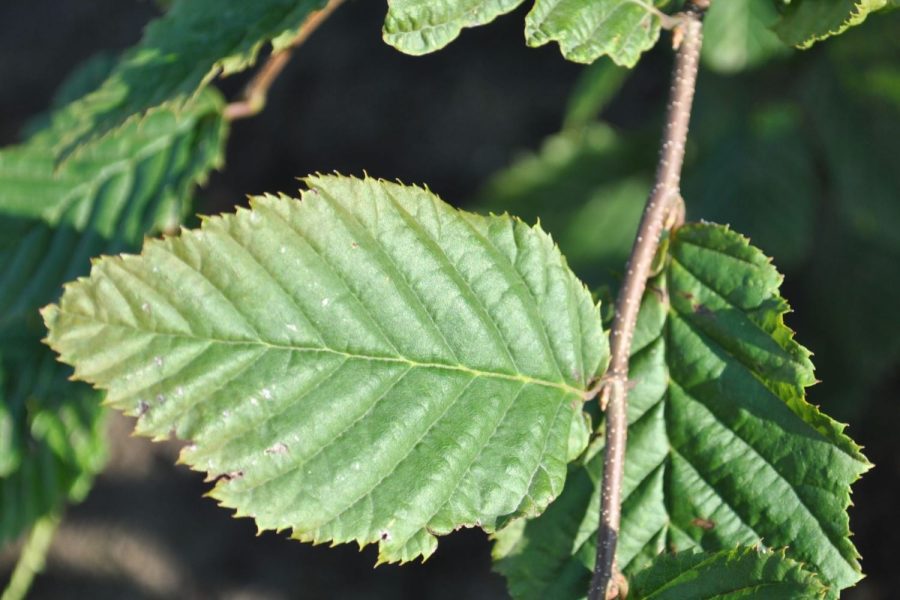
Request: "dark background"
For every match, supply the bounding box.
[1,1,897,598]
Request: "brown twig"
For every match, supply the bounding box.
[224,0,344,121]
[587,3,709,599]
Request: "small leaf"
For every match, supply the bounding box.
[383,0,666,66]
[493,223,869,598]
[773,0,888,49]
[383,0,527,56]
[42,175,608,563]
[630,547,827,599]
[525,0,663,67]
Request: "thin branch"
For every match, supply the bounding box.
[224,0,344,121]
[587,2,709,599]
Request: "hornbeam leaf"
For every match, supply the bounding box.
[773,0,888,48]
[383,0,666,67]
[524,0,664,67]
[42,175,608,563]
[47,0,325,158]
[493,223,869,598]
[629,547,827,599]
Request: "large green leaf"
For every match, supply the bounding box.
[629,547,827,599]
[47,0,325,158]
[493,223,869,598]
[773,0,887,48]
[383,0,666,66]
[42,175,608,563]
[0,85,227,545]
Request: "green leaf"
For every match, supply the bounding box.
[773,0,887,48]
[493,223,869,598]
[524,0,664,67]
[629,547,827,599]
[0,350,106,545]
[477,122,653,288]
[0,80,227,546]
[383,0,528,55]
[383,0,666,66]
[1,90,227,347]
[47,0,325,157]
[701,0,789,73]
[563,61,630,129]
[42,175,608,564]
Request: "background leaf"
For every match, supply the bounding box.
[701,0,789,73]
[43,175,608,564]
[0,78,227,545]
[46,0,325,158]
[493,223,869,598]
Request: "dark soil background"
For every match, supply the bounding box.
[0,1,896,598]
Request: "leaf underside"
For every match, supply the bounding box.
[383,0,663,67]
[0,82,227,544]
[773,0,888,48]
[43,175,608,563]
[629,547,827,599]
[493,223,869,599]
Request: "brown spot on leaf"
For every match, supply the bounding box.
[691,517,716,530]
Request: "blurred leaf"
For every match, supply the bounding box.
[0,77,228,545]
[629,547,827,599]
[683,100,817,270]
[773,0,888,48]
[701,0,789,73]
[47,0,325,158]
[791,24,900,414]
[383,0,668,67]
[493,223,869,599]
[477,123,653,287]
[564,61,630,129]
[43,175,608,564]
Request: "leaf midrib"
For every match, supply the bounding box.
[58,309,587,396]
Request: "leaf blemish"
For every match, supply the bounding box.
[691,517,716,530]
[265,442,289,456]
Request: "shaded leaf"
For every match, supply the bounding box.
[773,0,887,48]
[701,0,789,73]
[477,122,653,288]
[47,0,325,157]
[0,84,227,545]
[630,547,827,599]
[42,175,608,564]
[564,61,630,129]
[493,223,869,598]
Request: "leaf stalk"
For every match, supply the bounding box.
[587,3,708,598]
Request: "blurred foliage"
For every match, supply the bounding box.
[0,54,228,549]
[475,11,900,420]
